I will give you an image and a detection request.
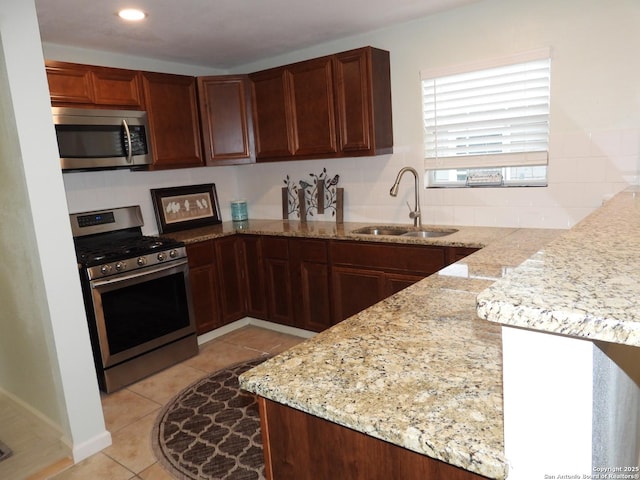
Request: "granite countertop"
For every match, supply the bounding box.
[168,218,519,249]
[477,187,640,347]
[231,219,563,479]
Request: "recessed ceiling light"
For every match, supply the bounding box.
[118,8,146,21]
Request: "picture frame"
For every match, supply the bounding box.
[151,183,222,233]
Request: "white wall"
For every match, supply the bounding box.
[232,0,640,228]
[501,327,594,478]
[49,0,640,230]
[0,0,110,461]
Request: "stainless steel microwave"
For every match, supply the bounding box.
[52,107,153,171]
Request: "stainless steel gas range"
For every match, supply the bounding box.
[70,205,198,393]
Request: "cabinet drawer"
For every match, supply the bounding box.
[186,240,214,267]
[262,236,289,259]
[330,241,446,275]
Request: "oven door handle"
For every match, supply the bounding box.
[90,259,188,289]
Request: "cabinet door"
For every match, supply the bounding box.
[214,236,246,325]
[290,239,332,332]
[91,66,143,108]
[46,61,143,108]
[240,236,268,319]
[186,241,220,334]
[331,265,386,322]
[141,72,203,168]
[250,68,294,159]
[198,75,255,165]
[334,49,370,153]
[263,237,295,326]
[46,62,94,105]
[385,272,425,296]
[288,56,338,156]
[334,47,393,155]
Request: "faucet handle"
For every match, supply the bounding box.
[405,201,418,214]
[407,201,422,220]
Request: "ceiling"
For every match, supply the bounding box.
[35,0,480,69]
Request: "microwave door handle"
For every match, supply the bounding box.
[122,119,133,164]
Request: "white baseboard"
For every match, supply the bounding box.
[197,317,315,345]
[246,318,316,339]
[0,386,113,464]
[0,386,68,444]
[72,430,112,463]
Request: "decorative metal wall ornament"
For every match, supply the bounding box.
[282,168,343,223]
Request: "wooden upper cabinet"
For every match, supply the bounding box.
[249,46,392,162]
[45,60,144,108]
[46,61,93,105]
[250,68,295,159]
[141,71,203,169]
[197,75,255,165]
[334,47,393,156]
[288,56,338,157]
[251,58,338,162]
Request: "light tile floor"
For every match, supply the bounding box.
[28,326,303,480]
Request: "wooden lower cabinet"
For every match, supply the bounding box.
[186,237,246,334]
[187,236,479,334]
[214,236,246,325]
[258,397,490,480]
[290,238,332,331]
[240,236,268,319]
[330,240,451,322]
[331,266,386,322]
[186,240,220,334]
[262,237,295,326]
[259,236,334,331]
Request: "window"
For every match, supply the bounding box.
[422,49,551,187]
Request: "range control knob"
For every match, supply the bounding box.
[137,256,147,267]
[157,252,166,262]
[115,261,126,272]
[169,249,178,258]
[100,264,113,275]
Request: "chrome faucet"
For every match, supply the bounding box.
[390,166,422,228]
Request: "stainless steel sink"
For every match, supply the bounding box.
[402,229,458,238]
[351,225,458,238]
[351,226,410,236]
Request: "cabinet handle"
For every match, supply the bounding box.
[122,119,133,164]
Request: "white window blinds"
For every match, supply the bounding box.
[422,49,551,170]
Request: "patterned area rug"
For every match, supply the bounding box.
[0,440,12,462]
[152,357,269,480]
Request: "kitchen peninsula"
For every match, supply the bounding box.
[234,187,640,478]
[476,187,640,478]
[220,221,563,478]
[168,216,563,477]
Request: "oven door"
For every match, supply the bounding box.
[89,259,195,369]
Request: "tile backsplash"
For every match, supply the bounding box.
[62,127,638,233]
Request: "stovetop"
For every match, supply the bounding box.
[75,233,183,267]
[70,206,186,276]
